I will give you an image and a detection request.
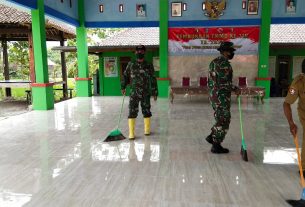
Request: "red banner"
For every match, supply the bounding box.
[168,27,260,55]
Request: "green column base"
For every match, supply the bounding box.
[255,79,271,98]
[32,86,54,110]
[157,79,170,98]
[76,79,92,97]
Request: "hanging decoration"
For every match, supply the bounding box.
[204,0,226,19]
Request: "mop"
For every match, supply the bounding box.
[238,96,248,162]
[286,134,305,207]
[103,95,126,142]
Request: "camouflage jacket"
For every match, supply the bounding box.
[208,55,237,96]
[121,60,158,97]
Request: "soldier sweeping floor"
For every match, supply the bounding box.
[121,45,158,140]
[206,41,240,154]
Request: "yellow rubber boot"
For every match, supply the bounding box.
[144,117,150,136]
[128,118,136,139]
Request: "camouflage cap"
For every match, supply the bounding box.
[135,45,146,51]
[217,41,236,52]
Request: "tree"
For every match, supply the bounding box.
[58,28,123,78]
[0,46,3,80]
[8,41,29,79]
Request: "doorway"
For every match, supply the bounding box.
[276,56,291,97]
[120,57,131,83]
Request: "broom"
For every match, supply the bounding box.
[286,134,305,207]
[103,95,126,142]
[238,96,248,162]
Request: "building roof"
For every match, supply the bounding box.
[53,24,305,52]
[270,24,305,44]
[95,25,305,46]
[52,27,159,53]
[0,4,75,41]
[98,27,159,46]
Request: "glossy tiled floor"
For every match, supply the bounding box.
[0,96,302,206]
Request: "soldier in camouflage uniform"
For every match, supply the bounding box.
[121,45,158,140]
[283,59,305,173]
[206,41,240,154]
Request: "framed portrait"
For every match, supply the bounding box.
[286,0,296,13]
[136,4,146,17]
[171,2,182,17]
[247,0,259,15]
[104,57,118,77]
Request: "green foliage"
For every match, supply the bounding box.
[48,47,61,65]
[0,28,124,100]
[48,28,123,78]
[87,28,123,45]
[65,39,78,78]
[8,41,30,80]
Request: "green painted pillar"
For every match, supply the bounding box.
[76,0,92,97]
[256,0,272,98]
[158,0,170,98]
[31,0,54,110]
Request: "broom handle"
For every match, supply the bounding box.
[116,95,125,130]
[293,134,305,188]
[238,96,247,149]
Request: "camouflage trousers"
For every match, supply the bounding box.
[209,94,231,143]
[128,95,152,118]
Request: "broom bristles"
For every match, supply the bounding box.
[103,129,126,142]
[241,145,248,162]
[286,199,305,207]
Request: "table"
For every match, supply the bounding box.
[170,86,266,104]
[170,86,208,103]
[0,80,31,88]
[0,80,65,88]
[238,86,266,104]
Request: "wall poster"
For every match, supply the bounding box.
[104,57,118,77]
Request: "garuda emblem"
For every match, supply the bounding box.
[205,0,226,19]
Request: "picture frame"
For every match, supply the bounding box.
[136,4,146,17]
[104,57,118,77]
[247,0,259,15]
[286,0,296,13]
[171,2,182,17]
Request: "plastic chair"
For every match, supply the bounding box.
[182,77,190,87]
[238,77,248,87]
[199,77,208,87]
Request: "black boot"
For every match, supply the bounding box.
[205,134,213,144]
[211,143,229,154]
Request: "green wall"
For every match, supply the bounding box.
[99,50,159,96]
[270,48,305,56]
